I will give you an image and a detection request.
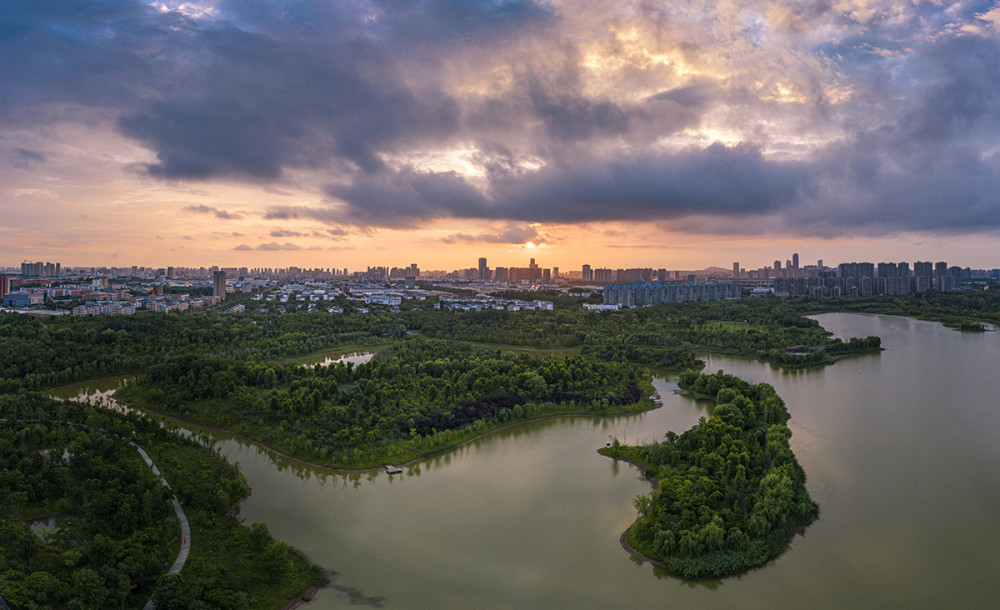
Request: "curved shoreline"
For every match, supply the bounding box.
[133,396,664,475]
[618,523,669,570]
[596,448,666,570]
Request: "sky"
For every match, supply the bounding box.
[3,0,1000,271]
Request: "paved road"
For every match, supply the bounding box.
[132,443,191,574]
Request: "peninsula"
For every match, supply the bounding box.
[602,369,818,578]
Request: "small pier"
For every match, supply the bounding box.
[384,464,403,474]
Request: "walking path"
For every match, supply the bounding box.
[132,443,191,575]
[0,418,189,608]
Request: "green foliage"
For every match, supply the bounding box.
[606,370,818,578]
[405,298,880,369]
[0,399,175,607]
[0,309,397,393]
[789,292,1000,330]
[0,293,903,397]
[120,338,654,468]
[0,395,324,609]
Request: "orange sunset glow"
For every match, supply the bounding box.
[3,1,1000,271]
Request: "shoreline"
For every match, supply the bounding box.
[618,523,670,570]
[130,396,664,474]
[597,448,666,570]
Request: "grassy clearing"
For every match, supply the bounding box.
[451,340,582,358]
[695,321,752,331]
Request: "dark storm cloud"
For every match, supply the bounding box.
[116,31,462,178]
[326,143,809,226]
[6,0,1000,237]
[323,169,491,227]
[788,31,1000,234]
[3,0,517,179]
[898,34,1000,144]
[525,83,632,142]
[493,143,810,223]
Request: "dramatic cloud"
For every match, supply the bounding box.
[445,225,548,245]
[4,0,1000,250]
[327,143,809,226]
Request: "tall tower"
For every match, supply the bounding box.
[792,253,799,269]
[934,262,947,291]
[213,270,227,300]
[478,257,487,280]
[733,262,740,279]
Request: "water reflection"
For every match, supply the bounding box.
[296,350,377,368]
[47,315,1000,608]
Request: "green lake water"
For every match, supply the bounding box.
[57,314,1000,608]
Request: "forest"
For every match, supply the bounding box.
[602,370,818,578]
[0,394,324,609]
[788,290,1000,331]
[118,338,655,468]
[3,290,990,601]
[0,295,887,394]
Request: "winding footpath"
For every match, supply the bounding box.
[0,418,190,608]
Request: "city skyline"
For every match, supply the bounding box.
[7,251,998,281]
[4,2,1000,269]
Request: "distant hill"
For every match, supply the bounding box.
[700,266,735,277]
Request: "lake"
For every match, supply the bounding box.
[59,314,1000,608]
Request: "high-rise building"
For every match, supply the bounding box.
[733,262,740,279]
[0,275,8,302]
[213,270,227,300]
[792,253,799,269]
[582,264,593,282]
[934,262,948,291]
[478,257,487,280]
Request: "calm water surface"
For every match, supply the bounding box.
[60,314,1000,608]
[294,350,377,368]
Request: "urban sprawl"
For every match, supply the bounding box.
[2,254,996,317]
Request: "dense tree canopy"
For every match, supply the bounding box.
[0,294,893,394]
[0,395,323,609]
[604,370,818,578]
[120,338,654,468]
